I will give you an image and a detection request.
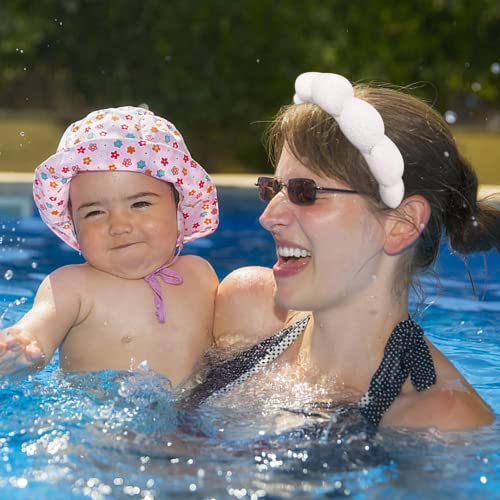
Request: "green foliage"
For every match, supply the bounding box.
[0,0,499,171]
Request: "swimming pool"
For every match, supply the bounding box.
[0,184,499,499]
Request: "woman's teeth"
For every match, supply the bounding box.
[277,246,311,258]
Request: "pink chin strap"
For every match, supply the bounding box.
[143,240,184,323]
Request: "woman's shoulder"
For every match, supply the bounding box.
[382,381,494,430]
[213,266,290,349]
[382,341,494,430]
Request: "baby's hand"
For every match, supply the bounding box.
[0,330,44,375]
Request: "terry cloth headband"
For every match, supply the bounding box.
[293,72,405,208]
[33,106,219,323]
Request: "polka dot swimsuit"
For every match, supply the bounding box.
[185,316,437,427]
[185,316,309,409]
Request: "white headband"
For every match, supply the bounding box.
[293,72,405,208]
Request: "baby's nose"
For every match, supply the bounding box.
[109,212,133,235]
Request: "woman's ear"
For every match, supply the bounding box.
[383,195,431,255]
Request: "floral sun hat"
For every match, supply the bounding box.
[33,106,218,251]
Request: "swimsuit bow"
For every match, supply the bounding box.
[359,319,437,426]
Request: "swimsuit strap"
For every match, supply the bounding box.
[358,318,437,427]
[184,316,310,407]
[144,262,183,323]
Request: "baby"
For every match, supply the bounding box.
[0,106,219,385]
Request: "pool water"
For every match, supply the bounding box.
[0,187,499,499]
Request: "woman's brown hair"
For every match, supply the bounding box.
[266,84,500,282]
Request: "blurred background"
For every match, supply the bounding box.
[0,0,499,183]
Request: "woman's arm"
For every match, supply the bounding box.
[213,266,289,349]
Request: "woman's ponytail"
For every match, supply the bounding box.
[445,155,500,255]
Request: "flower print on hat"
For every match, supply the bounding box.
[33,106,218,250]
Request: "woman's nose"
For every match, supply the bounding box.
[258,192,291,234]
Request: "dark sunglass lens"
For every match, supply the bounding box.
[257,177,276,202]
[288,178,317,204]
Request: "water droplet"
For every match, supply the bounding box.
[4,269,14,280]
[31,261,38,269]
[16,477,28,488]
[138,359,151,371]
[256,58,260,63]
[490,62,500,74]
[480,476,487,484]
[443,151,450,158]
[471,82,481,92]
[444,110,457,124]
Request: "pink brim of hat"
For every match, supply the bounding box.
[33,107,218,250]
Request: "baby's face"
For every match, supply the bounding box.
[69,171,179,279]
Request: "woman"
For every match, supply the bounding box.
[189,72,499,430]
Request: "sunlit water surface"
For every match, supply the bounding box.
[0,188,498,499]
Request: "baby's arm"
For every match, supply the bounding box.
[0,266,83,376]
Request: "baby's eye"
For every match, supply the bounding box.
[84,210,103,218]
[132,201,152,209]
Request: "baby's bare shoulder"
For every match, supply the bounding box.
[178,254,215,270]
[37,264,90,295]
[49,263,92,279]
[177,254,218,286]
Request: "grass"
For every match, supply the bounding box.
[0,116,499,185]
[0,116,64,173]
[452,129,500,185]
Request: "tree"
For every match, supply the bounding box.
[1,0,499,171]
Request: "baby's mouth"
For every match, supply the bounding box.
[112,242,139,250]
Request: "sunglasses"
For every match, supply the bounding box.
[255,176,358,205]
